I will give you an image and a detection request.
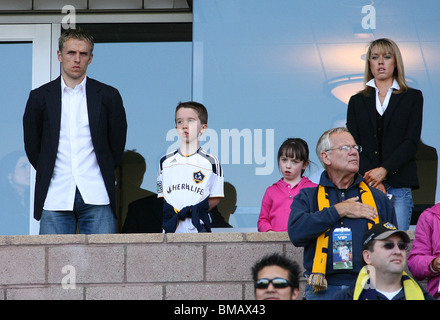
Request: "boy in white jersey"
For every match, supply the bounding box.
[157,101,224,233]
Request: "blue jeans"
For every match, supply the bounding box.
[384,183,413,231]
[40,189,116,234]
[304,283,349,300]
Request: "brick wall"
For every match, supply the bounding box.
[0,232,302,300]
[0,231,416,300]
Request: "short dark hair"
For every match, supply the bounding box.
[251,253,300,289]
[175,101,208,125]
[277,138,310,175]
[59,28,94,53]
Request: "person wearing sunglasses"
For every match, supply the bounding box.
[251,253,300,300]
[333,222,433,300]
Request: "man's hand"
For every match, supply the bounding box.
[334,196,378,220]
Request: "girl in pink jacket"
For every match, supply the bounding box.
[258,138,317,232]
[408,202,440,299]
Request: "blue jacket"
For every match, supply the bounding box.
[288,171,397,286]
[162,196,211,233]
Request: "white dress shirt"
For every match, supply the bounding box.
[366,78,400,115]
[43,77,109,211]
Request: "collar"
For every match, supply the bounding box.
[61,76,87,93]
[279,178,299,188]
[366,78,400,91]
[353,266,426,300]
[319,171,364,189]
[178,147,201,158]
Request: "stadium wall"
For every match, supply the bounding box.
[0,231,416,300]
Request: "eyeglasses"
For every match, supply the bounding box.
[255,277,292,289]
[383,242,408,251]
[325,145,362,153]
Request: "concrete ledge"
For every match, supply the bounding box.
[0,234,86,245]
[0,231,415,246]
[245,232,290,242]
[88,233,164,244]
[0,231,417,300]
[166,232,245,243]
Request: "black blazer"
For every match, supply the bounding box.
[122,196,164,233]
[346,88,423,189]
[23,76,127,220]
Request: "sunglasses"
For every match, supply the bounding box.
[255,277,292,289]
[383,242,408,251]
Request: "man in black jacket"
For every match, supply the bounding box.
[23,28,127,234]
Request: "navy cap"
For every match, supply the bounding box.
[362,222,410,247]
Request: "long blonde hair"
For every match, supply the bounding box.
[360,38,409,95]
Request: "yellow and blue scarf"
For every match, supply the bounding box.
[308,181,379,293]
[353,266,425,300]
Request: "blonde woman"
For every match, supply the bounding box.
[347,38,423,230]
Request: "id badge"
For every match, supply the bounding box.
[332,227,353,270]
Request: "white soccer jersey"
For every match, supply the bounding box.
[157,148,224,212]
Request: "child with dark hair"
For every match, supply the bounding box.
[258,138,316,232]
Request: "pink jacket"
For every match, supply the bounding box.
[408,202,440,298]
[257,177,317,232]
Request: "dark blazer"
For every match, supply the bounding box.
[346,88,423,189]
[122,196,164,233]
[23,76,127,220]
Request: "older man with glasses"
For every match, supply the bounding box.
[333,222,433,300]
[288,127,397,300]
